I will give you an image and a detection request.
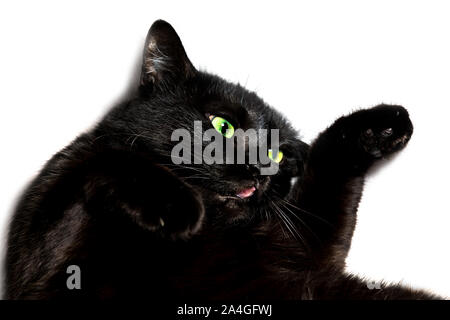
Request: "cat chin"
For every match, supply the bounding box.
[193,188,256,223]
[220,202,253,223]
[217,193,261,223]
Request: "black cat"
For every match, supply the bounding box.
[4,20,438,300]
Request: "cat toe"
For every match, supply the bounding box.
[150,187,204,240]
[359,105,413,158]
[167,192,204,239]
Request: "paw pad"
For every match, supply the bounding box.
[381,128,393,137]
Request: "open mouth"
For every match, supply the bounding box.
[211,184,260,202]
[236,186,256,199]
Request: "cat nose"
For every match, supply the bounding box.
[246,164,260,177]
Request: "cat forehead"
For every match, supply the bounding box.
[197,76,293,132]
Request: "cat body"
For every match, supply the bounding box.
[4,20,437,300]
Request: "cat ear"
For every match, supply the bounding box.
[140,20,196,91]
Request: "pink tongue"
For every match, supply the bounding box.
[236,186,256,199]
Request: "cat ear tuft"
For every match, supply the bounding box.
[140,20,196,91]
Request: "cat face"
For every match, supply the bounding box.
[100,20,308,223]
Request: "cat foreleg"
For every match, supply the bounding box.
[290,105,413,268]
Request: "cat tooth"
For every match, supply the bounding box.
[159,217,165,227]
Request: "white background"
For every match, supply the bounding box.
[1,0,449,298]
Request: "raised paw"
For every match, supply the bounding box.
[306,104,414,176]
[356,105,413,159]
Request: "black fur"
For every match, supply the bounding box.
[4,20,438,300]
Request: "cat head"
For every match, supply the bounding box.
[100,20,308,224]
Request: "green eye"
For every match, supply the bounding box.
[209,115,235,138]
[268,149,284,163]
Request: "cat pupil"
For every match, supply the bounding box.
[221,123,229,134]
